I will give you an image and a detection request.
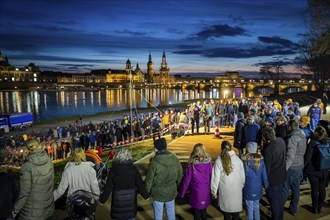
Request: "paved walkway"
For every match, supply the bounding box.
[52,126,330,219]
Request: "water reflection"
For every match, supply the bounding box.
[0,88,239,122]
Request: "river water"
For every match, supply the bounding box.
[0,88,222,122]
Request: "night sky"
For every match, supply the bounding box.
[0,0,307,77]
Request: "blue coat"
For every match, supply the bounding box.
[243,158,269,200]
[243,123,260,145]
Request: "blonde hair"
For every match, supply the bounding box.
[188,143,209,163]
[242,153,261,172]
[220,141,233,176]
[26,138,41,152]
[73,148,86,165]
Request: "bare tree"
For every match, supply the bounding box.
[259,60,285,95]
[298,0,330,91]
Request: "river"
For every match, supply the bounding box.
[0,88,224,122]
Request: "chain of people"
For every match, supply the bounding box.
[0,93,329,220]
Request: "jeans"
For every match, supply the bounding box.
[266,183,284,220]
[245,200,260,220]
[282,168,303,214]
[153,199,175,220]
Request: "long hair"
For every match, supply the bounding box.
[73,148,86,165]
[188,143,209,163]
[220,141,233,176]
[242,153,261,172]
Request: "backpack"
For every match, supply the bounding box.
[315,142,330,170]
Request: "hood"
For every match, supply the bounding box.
[28,150,50,166]
[289,128,305,139]
[238,112,244,119]
[191,156,211,165]
[64,161,95,169]
[153,151,178,168]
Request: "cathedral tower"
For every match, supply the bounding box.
[159,49,170,79]
[147,52,154,83]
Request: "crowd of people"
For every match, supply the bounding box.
[0,93,329,220]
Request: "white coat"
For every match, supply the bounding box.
[211,150,245,212]
[53,161,100,201]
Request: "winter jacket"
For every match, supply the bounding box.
[53,161,100,201]
[304,137,330,178]
[262,137,287,187]
[0,173,17,219]
[243,157,269,201]
[307,106,321,120]
[286,128,307,170]
[14,150,54,220]
[211,150,245,212]
[179,157,212,209]
[99,160,149,219]
[145,151,183,202]
[234,117,246,149]
[243,123,260,146]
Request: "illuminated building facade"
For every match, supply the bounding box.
[0,50,39,82]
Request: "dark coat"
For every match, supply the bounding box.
[234,118,246,149]
[99,161,149,219]
[262,137,287,187]
[304,137,330,179]
[0,173,17,219]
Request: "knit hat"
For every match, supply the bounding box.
[246,142,258,153]
[300,115,309,125]
[154,138,167,151]
[238,112,244,119]
[265,117,274,125]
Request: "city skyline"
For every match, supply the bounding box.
[0,0,308,77]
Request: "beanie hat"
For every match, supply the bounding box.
[238,112,244,119]
[154,138,167,151]
[300,115,309,125]
[265,117,274,125]
[246,142,258,154]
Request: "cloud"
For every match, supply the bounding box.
[31,25,75,32]
[176,45,203,49]
[174,45,296,58]
[258,36,299,48]
[189,24,247,40]
[116,29,147,36]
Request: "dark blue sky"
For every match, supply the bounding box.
[0,0,307,77]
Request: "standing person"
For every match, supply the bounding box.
[211,141,245,220]
[242,116,260,148]
[191,104,201,134]
[13,138,54,220]
[53,148,100,218]
[99,147,150,219]
[282,120,307,216]
[242,142,269,220]
[179,143,212,220]
[145,138,183,220]
[261,127,287,220]
[201,100,213,134]
[234,112,246,158]
[304,126,330,214]
[322,93,328,114]
[307,102,322,131]
[0,171,17,220]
